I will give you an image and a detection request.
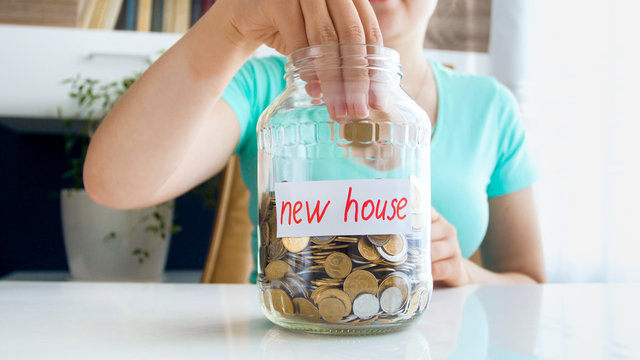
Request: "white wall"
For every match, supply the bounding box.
[490,0,640,282]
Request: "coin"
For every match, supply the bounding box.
[352,293,380,320]
[267,237,286,261]
[283,273,309,298]
[343,270,378,301]
[377,235,408,263]
[311,286,331,304]
[382,234,405,256]
[379,272,411,302]
[379,287,403,314]
[283,236,310,253]
[335,236,359,243]
[367,234,391,246]
[407,287,423,315]
[260,222,270,246]
[316,288,352,317]
[324,252,352,279]
[419,286,430,312]
[357,237,381,262]
[264,288,294,318]
[264,260,291,280]
[351,263,376,272]
[311,236,335,245]
[293,297,320,322]
[318,297,346,324]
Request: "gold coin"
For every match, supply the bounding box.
[264,260,291,280]
[318,297,346,324]
[282,236,310,253]
[407,287,422,315]
[419,286,430,312]
[324,252,352,279]
[367,234,391,246]
[267,238,286,261]
[357,238,381,262]
[335,236,359,243]
[311,286,331,304]
[352,263,376,272]
[259,223,270,246]
[343,270,378,301]
[316,288,352,317]
[293,297,320,322]
[382,234,405,256]
[263,288,294,318]
[259,192,272,222]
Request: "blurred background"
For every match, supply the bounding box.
[1,0,639,283]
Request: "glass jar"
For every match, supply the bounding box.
[257,44,432,335]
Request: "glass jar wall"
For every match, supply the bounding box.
[257,44,432,334]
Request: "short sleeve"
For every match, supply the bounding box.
[486,83,536,197]
[220,56,287,153]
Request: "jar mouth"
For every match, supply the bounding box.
[285,43,402,80]
[287,43,400,63]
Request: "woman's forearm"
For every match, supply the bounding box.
[464,259,542,285]
[84,2,259,209]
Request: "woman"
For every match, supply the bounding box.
[84,0,546,286]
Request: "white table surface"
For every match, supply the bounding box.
[0,282,638,360]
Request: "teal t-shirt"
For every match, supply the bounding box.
[221,56,535,282]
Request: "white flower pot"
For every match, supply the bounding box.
[60,189,173,282]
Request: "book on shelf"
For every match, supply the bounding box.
[136,0,152,31]
[80,0,124,29]
[151,0,163,32]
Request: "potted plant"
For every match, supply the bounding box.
[59,74,180,282]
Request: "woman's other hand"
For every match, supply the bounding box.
[431,207,471,287]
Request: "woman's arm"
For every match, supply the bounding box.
[431,186,546,286]
[84,0,382,210]
[84,3,258,209]
[477,186,546,284]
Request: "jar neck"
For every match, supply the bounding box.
[284,44,403,88]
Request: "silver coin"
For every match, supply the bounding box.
[283,274,308,298]
[376,237,408,263]
[380,287,404,314]
[367,234,391,246]
[311,236,335,245]
[352,293,380,320]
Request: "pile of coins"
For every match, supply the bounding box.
[259,192,431,327]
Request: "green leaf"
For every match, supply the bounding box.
[169,225,182,234]
[145,225,160,233]
[133,248,141,255]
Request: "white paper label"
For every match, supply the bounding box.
[275,179,412,237]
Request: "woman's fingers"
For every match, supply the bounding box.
[352,0,388,110]
[297,0,382,120]
[432,238,458,262]
[299,0,345,119]
[327,0,369,119]
[265,0,309,54]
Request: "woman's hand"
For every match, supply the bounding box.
[222,0,384,119]
[431,207,472,287]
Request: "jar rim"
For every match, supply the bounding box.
[285,43,402,80]
[287,43,400,63]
